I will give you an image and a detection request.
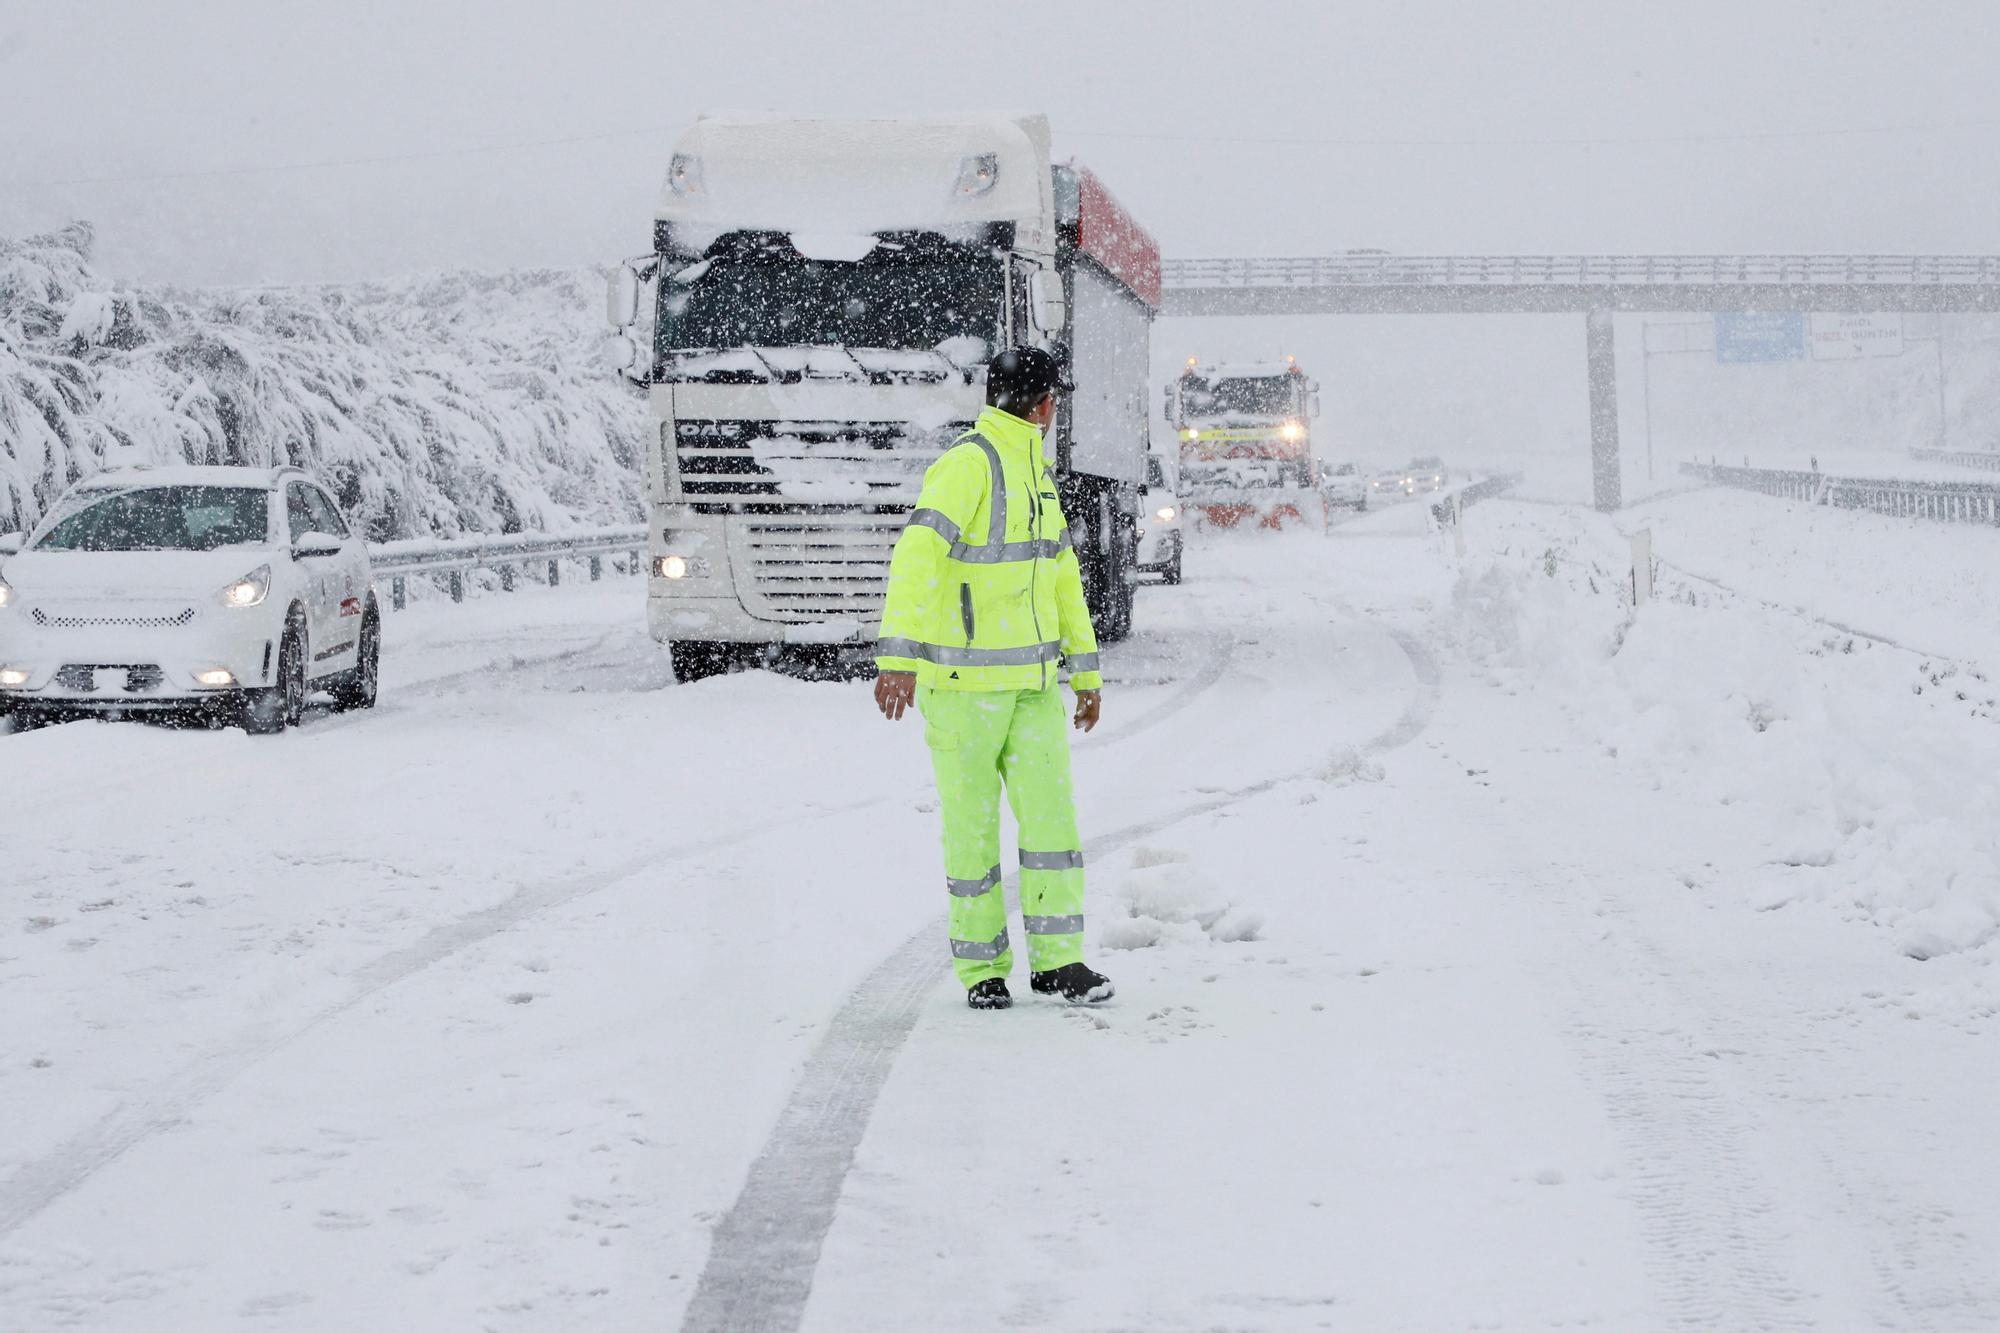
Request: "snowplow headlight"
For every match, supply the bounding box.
[954,154,999,197]
[1155,506,1177,523]
[667,154,705,197]
[654,554,710,580]
[1279,421,1304,442]
[1181,428,1199,441]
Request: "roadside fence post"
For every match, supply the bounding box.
[1631,528,1654,607]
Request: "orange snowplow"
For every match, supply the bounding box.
[1167,358,1326,530]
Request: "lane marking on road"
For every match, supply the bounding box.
[678,624,1438,1333]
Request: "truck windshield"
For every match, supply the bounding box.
[659,241,1003,354]
[33,486,270,552]
[1183,377,1295,419]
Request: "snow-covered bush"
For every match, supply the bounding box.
[0,222,645,540]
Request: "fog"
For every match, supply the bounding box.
[6,0,2000,495]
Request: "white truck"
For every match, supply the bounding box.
[604,114,1161,680]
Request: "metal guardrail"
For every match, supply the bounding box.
[368,526,648,610]
[1162,255,2000,290]
[1908,447,2000,474]
[1430,473,1523,525]
[1681,463,2000,526]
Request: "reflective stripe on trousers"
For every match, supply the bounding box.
[919,685,1088,986]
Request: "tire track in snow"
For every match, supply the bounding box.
[0,629,1236,1242]
[0,798,875,1239]
[677,623,1435,1333]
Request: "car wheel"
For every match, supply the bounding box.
[332,605,380,711]
[669,640,740,684]
[244,618,306,735]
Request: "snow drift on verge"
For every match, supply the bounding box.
[1448,504,2000,985]
[0,222,645,540]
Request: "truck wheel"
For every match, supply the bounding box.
[669,640,740,684]
[1099,514,1137,644]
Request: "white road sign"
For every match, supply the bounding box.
[1810,312,1904,360]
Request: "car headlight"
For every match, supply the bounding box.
[219,564,272,608]
[1155,506,1177,523]
[0,667,28,687]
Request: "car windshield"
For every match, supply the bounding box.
[1183,376,1295,420]
[659,236,1003,353]
[33,486,269,553]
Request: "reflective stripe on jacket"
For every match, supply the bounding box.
[875,405,1103,692]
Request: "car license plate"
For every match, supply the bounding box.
[93,667,130,693]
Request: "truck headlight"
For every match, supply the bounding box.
[195,668,236,687]
[666,153,705,196]
[954,153,999,197]
[654,555,710,580]
[0,667,28,687]
[1279,421,1304,442]
[1155,506,1177,523]
[219,564,272,608]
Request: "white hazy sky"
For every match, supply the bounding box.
[4,0,2000,287]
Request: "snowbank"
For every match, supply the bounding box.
[0,222,644,540]
[1449,501,2000,982]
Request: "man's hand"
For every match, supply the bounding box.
[875,670,916,721]
[1073,689,1101,733]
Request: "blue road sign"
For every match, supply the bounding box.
[1715,312,1806,363]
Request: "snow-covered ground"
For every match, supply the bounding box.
[3,490,1997,1330]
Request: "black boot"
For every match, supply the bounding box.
[967,978,1013,1010]
[1030,962,1115,1004]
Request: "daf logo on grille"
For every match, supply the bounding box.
[678,422,745,439]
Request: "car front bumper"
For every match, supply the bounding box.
[0,605,277,707]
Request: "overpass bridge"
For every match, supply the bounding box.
[1159,255,2000,509]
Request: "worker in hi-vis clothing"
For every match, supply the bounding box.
[874,348,1116,1011]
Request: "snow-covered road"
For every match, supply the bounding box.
[3,495,1997,1331]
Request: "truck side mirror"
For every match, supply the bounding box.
[607,265,641,328]
[1027,269,1066,335]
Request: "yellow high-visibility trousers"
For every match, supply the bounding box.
[917,685,1087,987]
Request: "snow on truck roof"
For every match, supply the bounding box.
[1185,361,1305,379]
[657,113,1054,251]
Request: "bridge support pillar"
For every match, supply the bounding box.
[1586,309,1621,511]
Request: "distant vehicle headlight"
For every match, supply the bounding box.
[219,564,272,609]
[1155,506,1177,523]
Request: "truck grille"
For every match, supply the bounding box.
[677,420,969,515]
[728,517,904,624]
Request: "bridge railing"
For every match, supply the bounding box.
[1163,255,2000,290]
[368,526,648,610]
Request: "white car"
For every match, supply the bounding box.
[1134,452,1184,586]
[0,465,379,734]
[1320,461,1369,510]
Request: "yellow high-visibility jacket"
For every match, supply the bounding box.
[875,405,1103,693]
